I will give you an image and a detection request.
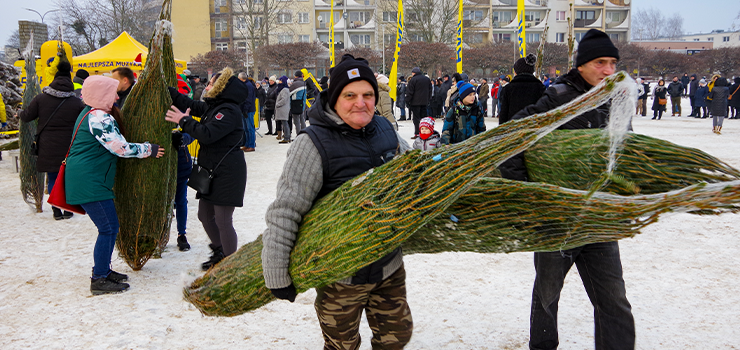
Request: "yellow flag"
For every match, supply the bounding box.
[330,1,335,67]
[388,0,404,101]
[456,0,463,73]
[517,0,526,57]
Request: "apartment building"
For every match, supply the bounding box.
[681,30,740,49]
[171,0,631,64]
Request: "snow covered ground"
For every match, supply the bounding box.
[1,97,739,349]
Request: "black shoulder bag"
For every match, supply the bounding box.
[188,111,244,195]
[31,98,69,156]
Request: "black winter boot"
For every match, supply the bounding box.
[201,244,225,271]
[177,235,191,251]
[91,277,130,295]
[52,207,63,220]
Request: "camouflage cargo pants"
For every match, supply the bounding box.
[314,265,413,350]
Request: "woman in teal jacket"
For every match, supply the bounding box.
[65,75,164,295]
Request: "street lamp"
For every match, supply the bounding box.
[24,8,61,24]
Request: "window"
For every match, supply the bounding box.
[556,11,566,21]
[723,36,730,42]
[382,11,397,22]
[609,33,619,41]
[495,33,511,42]
[215,42,228,50]
[576,11,595,20]
[253,16,263,29]
[407,12,419,23]
[526,33,540,42]
[463,10,483,21]
[214,0,226,13]
[556,33,565,43]
[524,11,541,23]
[277,12,292,24]
[383,33,394,46]
[254,0,263,3]
[575,32,585,42]
[214,19,228,32]
[606,12,620,23]
[235,17,246,30]
[278,34,293,43]
[708,37,713,41]
[350,34,371,47]
[492,11,512,25]
[236,41,247,51]
[464,33,484,44]
[694,38,700,41]
[409,34,423,42]
[349,11,371,24]
[298,35,310,42]
[298,12,310,23]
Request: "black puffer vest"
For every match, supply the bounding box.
[301,92,402,284]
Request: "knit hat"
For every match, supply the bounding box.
[75,69,90,80]
[412,67,422,74]
[294,70,304,78]
[575,29,620,67]
[55,60,72,78]
[327,54,379,110]
[419,117,435,140]
[514,53,536,74]
[699,79,706,85]
[269,75,277,82]
[458,82,476,101]
[376,74,389,85]
[183,69,192,76]
[81,75,120,112]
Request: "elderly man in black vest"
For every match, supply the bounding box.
[261,54,413,349]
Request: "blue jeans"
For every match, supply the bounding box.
[243,112,256,148]
[47,172,58,195]
[174,175,188,235]
[80,200,119,279]
[529,241,635,350]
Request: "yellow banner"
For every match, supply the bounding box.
[388,0,404,101]
[518,0,526,57]
[456,0,463,73]
[330,1,335,68]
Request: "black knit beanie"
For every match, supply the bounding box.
[55,60,72,78]
[328,54,378,110]
[75,69,90,80]
[576,29,619,67]
[514,53,536,74]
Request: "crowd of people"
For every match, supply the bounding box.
[634,71,740,134]
[10,27,740,349]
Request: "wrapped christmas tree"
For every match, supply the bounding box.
[19,33,45,212]
[183,71,740,316]
[114,0,179,270]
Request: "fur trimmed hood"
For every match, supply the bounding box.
[203,67,249,105]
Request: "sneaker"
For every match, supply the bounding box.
[177,235,191,251]
[242,147,255,152]
[107,270,129,283]
[279,140,291,144]
[52,207,63,220]
[91,277,129,295]
[62,211,74,219]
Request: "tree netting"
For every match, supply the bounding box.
[19,33,45,212]
[183,71,740,316]
[114,0,178,270]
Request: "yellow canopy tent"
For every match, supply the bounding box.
[72,32,187,76]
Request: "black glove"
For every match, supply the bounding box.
[172,130,183,148]
[270,284,297,302]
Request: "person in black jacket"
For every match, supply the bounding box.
[238,72,256,152]
[688,74,699,116]
[681,72,690,96]
[667,76,684,116]
[165,67,248,271]
[111,67,135,107]
[19,59,86,220]
[405,67,432,138]
[263,76,278,135]
[708,77,729,134]
[652,79,668,120]
[255,79,267,121]
[729,77,740,119]
[498,53,545,124]
[505,29,635,350]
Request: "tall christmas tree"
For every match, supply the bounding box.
[114,0,179,270]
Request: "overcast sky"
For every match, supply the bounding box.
[2,0,740,51]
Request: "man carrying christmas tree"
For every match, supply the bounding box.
[262,54,414,349]
[508,28,635,350]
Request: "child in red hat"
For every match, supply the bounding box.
[413,117,441,151]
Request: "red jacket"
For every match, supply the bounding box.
[491,83,500,99]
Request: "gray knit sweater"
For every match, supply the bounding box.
[262,107,411,289]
